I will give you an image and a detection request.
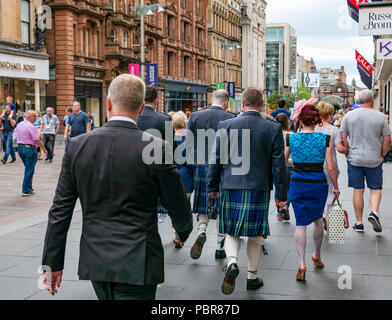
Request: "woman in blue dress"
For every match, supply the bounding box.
[285,105,340,281]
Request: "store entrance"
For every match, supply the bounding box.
[74,81,102,127]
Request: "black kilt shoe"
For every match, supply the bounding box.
[190,232,206,260]
[247,278,264,291]
[221,263,239,295]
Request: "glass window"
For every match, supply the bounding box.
[110,29,116,43]
[266,28,284,41]
[21,0,30,45]
[123,32,128,47]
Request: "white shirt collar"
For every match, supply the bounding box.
[109,116,137,125]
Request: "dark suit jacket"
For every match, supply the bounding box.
[42,120,193,286]
[137,105,172,140]
[186,105,235,166]
[207,111,287,201]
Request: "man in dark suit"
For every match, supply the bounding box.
[137,86,171,140]
[137,86,173,224]
[208,88,287,295]
[41,74,193,300]
[186,90,235,261]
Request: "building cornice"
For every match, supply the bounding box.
[0,44,49,60]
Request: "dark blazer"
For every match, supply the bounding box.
[207,111,287,201]
[42,120,193,286]
[137,105,172,140]
[186,105,235,166]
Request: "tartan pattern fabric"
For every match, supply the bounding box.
[219,189,270,237]
[157,197,168,215]
[192,166,214,216]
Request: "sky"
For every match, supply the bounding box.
[266,0,374,87]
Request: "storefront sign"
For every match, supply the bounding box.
[216,82,224,90]
[377,38,392,60]
[129,64,140,77]
[146,64,158,87]
[228,82,235,101]
[0,53,48,80]
[359,5,392,36]
[74,68,104,80]
[355,50,373,89]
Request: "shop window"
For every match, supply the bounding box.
[21,0,30,45]
[110,28,116,43]
[123,31,128,47]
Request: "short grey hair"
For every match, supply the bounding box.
[25,110,36,119]
[213,90,229,105]
[108,74,145,113]
[357,89,373,104]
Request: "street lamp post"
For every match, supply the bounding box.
[220,42,241,90]
[133,3,165,81]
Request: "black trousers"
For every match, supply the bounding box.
[91,281,157,300]
[43,134,55,160]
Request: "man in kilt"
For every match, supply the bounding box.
[208,88,287,295]
[186,90,235,260]
[137,86,173,223]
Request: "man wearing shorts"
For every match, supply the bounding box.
[341,90,391,233]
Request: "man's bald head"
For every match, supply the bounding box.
[25,110,37,123]
[108,74,146,114]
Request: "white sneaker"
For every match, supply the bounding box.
[21,193,32,197]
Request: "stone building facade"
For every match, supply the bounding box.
[207,0,242,110]
[0,0,49,112]
[241,0,267,91]
[44,0,208,126]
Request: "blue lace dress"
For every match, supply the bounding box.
[287,132,330,226]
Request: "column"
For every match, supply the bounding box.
[34,80,40,111]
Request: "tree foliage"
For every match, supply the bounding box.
[296,84,311,101]
[267,90,283,107]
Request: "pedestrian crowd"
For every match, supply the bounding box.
[1,76,388,300]
[0,96,95,197]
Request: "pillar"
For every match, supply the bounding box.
[34,80,40,111]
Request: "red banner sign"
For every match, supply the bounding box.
[355,50,373,75]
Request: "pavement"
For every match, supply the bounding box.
[1,142,392,300]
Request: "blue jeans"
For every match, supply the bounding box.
[3,131,16,161]
[274,166,293,211]
[18,145,37,194]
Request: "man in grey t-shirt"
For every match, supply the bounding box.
[341,90,391,233]
[40,107,60,163]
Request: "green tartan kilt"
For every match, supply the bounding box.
[219,189,271,237]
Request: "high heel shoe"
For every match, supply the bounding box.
[296,264,306,281]
[312,253,325,268]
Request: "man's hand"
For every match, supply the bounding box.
[64,135,67,141]
[276,199,287,209]
[43,148,48,155]
[43,270,63,296]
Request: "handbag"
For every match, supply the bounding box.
[326,198,348,244]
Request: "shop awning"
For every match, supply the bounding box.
[159,79,210,93]
[375,59,392,81]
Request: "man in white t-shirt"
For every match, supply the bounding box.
[340,90,391,233]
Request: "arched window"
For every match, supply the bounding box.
[110,28,116,43]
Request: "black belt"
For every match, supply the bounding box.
[18,144,32,147]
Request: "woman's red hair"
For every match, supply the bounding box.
[295,105,322,132]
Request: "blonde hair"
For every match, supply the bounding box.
[317,102,335,120]
[168,111,175,118]
[108,74,145,113]
[172,111,187,130]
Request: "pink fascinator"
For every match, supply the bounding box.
[290,97,318,121]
